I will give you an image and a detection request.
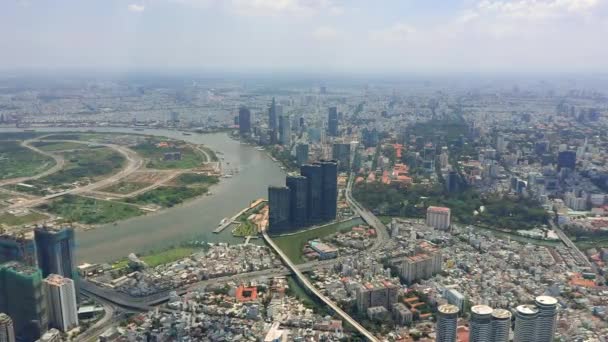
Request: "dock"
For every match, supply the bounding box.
[213,199,266,234]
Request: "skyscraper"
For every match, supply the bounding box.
[319,160,338,221]
[268,97,277,130]
[300,164,323,223]
[279,115,291,146]
[268,186,291,234]
[514,304,539,342]
[295,143,309,166]
[469,305,493,342]
[557,150,576,170]
[43,274,78,332]
[332,143,351,171]
[286,176,308,228]
[34,226,76,281]
[238,106,251,135]
[491,309,512,342]
[0,234,37,267]
[0,262,48,341]
[0,313,15,342]
[535,296,558,342]
[328,107,339,136]
[436,304,458,342]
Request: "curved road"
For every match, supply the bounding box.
[0,138,66,187]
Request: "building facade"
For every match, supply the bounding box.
[426,206,451,230]
[286,176,308,228]
[0,313,15,342]
[328,107,339,136]
[238,106,251,135]
[34,227,76,281]
[436,304,459,342]
[514,304,539,342]
[43,274,78,332]
[268,186,291,234]
[469,305,493,342]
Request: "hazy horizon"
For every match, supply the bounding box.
[2,0,607,73]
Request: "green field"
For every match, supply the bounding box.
[132,140,206,169]
[14,147,125,195]
[0,141,55,180]
[233,221,258,237]
[31,141,86,151]
[0,211,48,226]
[173,173,219,187]
[100,181,150,195]
[124,186,206,208]
[37,194,143,224]
[272,218,364,264]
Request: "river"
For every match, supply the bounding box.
[0,127,286,263]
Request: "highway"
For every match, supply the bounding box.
[549,220,592,268]
[263,231,379,342]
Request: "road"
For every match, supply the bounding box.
[3,140,144,211]
[0,138,66,187]
[263,231,379,342]
[549,220,593,268]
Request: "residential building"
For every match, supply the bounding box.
[332,143,351,171]
[286,175,308,227]
[328,107,339,136]
[34,226,76,281]
[436,304,459,342]
[535,296,558,342]
[445,288,465,312]
[268,186,291,234]
[300,164,323,223]
[279,115,291,146]
[491,309,511,342]
[0,234,37,267]
[319,160,338,221]
[426,206,451,230]
[43,274,78,332]
[469,305,493,342]
[295,143,309,166]
[0,313,15,342]
[514,305,539,342]
[238,106,251,135]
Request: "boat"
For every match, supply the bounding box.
[255,147,265,151]
[133,128,145,131]
[23,129,36,132]
[182,132,192,136]
[219,217,228,226]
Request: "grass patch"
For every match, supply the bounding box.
[0,211,48,226]
[0,141,55,180]
[31,141,86,151]
[233,221,258,237]
[124,186,206,208]
[132,139,206,169]
[37,194,143,224]
[272,218,364,264]
[14,147,125,195]
[100,181,150,195]
[174,173,219,187]
[140,247,198,267]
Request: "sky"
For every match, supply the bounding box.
[1,0,607,73]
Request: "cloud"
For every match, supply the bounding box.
[469,0,599,20]
[128,4,146,12]
[369,23,416,43]
[311,26,341,41]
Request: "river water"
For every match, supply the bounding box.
[0,127,286,263]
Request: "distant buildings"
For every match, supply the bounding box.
[557,150,576,170]
[436,304,459,342]
[268,161,338,234]
[279,115,291,146]
[238,106,251,135]
[332,143,351,172]
[268,97,277,131]
[43,274,78,332]
[0,313,15,342]
[426,206,451,230]
[328,107,339,137]
[295,143,309,166]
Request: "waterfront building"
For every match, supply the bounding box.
[319,160,338,221]
[0,313,15,342]
[469,305,493,342]
[34,227,76,282]
[491,308,512,342]
[268,186,291,234]
[238,106,251,135]
[300,164,323,223]
[43,274,78,332]
[426,206,451,230]
[286,175,308,227]
[514,305,539,342]
[436,304,459,342]
[328,107,339,136]
[0,262,48,341]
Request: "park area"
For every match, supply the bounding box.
[0,141,55,180]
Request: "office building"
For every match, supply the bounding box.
[34,226,76,281]
[0,313,15,342]
[268,186,291,234]
[332,143,351,171]
[426,206,451,230]
[557,150,576,170]
[491,309,512,342]
[286,175,308,228]
[319,160,338,221]
[328,107,339,136]
[514,305,538,342]
[446,170,460,193]
[300,164,323,223]
[535,296,558,342]
[362,128,378,148]
[469,305,493,342]
[238,106,251,135]
[0,262,48,341]
[279,115,291,146]
[43,274,78,332]
[0,234,37,266]
[436,304,459,342]
[268,97,277,130]
[295,143,309,166]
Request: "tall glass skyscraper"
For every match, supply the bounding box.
[34,227,76,281]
